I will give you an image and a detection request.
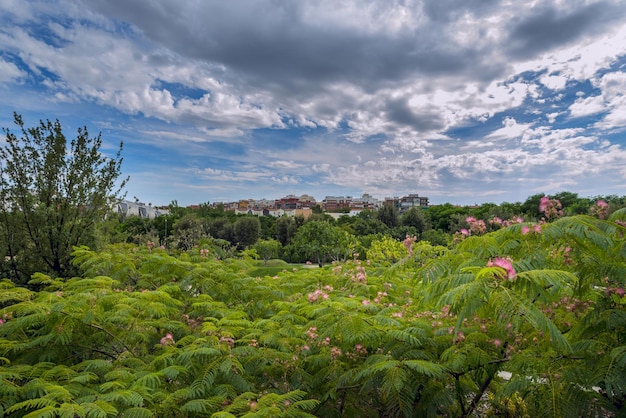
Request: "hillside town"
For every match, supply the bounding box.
[115,193,430,220]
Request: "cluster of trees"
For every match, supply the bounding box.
[111,191,626,269]
[2,115,626,417]
[1,208,626,417]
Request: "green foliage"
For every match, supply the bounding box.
[377,204,400,229]
[0,214,625,417]
[253,239,282,267]
[288,221,357,266]
[0,113,127,284]
[366,236,407,266]
[234,217,261,249]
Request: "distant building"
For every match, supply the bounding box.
[384,194,429,213]
[274,194,317,210]
[115,200,168,219]
[349,193,380,210]
[322,196,351,211]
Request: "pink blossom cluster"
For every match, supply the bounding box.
[540,296,591,322]
[160,333,175,346]
[549,246,573,265]
[466,216,487,235]
[403,235,417,257]
[487,257,516,280]
[306,326,318,340]
[351,265,367,284]
[330,346,342,360]
[219,336,235,347]
[605,286,625,298]
[373,291,388,304]
[439,304,452,318]
[489,217,503,227]
[354,343,368,356]
[307,289,330,303]
[539,196,563,220]
[199,248,210,257]
[490,216,525,229]
[520,224,542,235]
[181,313,201,328]
[590,200,610,219]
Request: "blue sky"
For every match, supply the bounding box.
[1,0,626,206]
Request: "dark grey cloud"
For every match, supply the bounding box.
[76,0,500,90]
[506,2,623,60]
[385,98,446,131]
[423,0,499,22]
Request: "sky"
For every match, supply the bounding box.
[1,0,626,207]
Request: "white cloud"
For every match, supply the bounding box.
[0,58,25,83]
[486,117,532,140]
[569,95,605,118]
[540,74,568,90]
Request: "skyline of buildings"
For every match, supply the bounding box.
[120,192,430,219]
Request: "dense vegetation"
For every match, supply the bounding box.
[2,116,626,417]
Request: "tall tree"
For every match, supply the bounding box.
[0,113,126,283]
[377,203,400,229]
[275,216,297,245]
[401,207,429,235]
[234,216,261,249]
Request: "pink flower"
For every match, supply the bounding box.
[493,339,502,348]
[460,228,469,236]
[403,235,417,256]
[355,344,368,355]
[521,225,530,235]
[160,333,175,346]
[362,299,371,305]
[592,200,610,219]
[488,257,516,280]
[330,346,342,359]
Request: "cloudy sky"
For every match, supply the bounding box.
[1,0,626,206]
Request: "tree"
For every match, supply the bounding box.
[377,203,399,228]
[352,210,389,236]
[275,216,297,245]
[401,207,429,235]
[289,221,356,266]
[0,113,126,283]
[171,214,206,250]
[234,216,261,249]
[426,203,469,231]
[254,239,282,266]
